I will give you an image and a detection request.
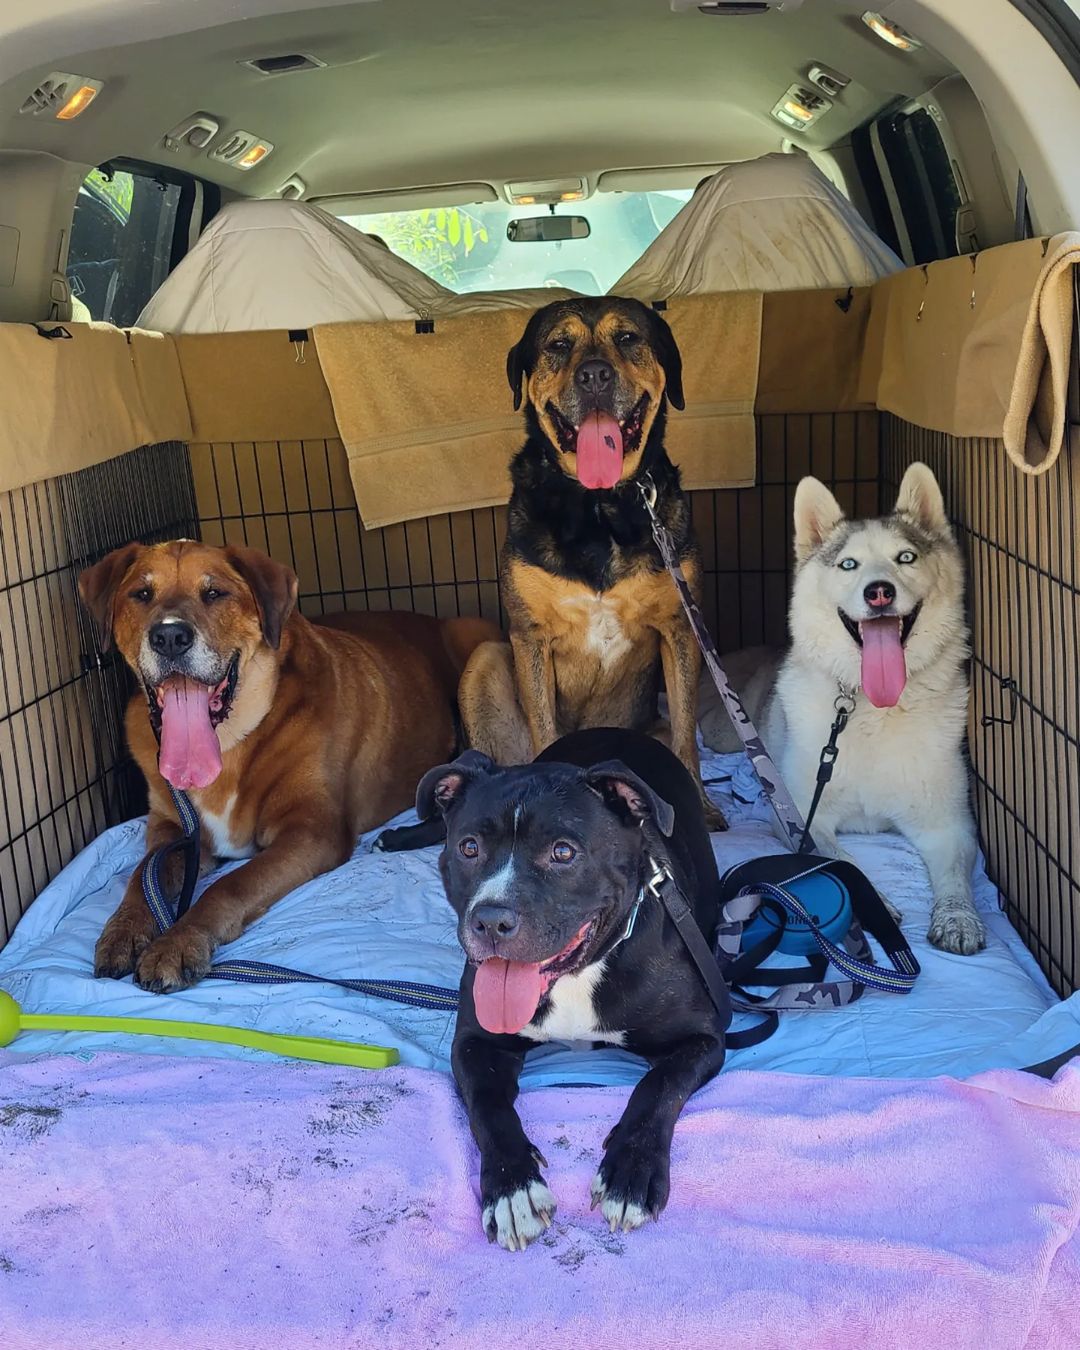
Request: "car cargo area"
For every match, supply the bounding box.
[0,2,1079,1346]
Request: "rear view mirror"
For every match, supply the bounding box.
[507,215,590,243]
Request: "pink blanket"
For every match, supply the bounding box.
[0,1051,1077,1349]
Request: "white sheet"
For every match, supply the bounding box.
[610,152,903,299]
[0,743,1072,1089]
[136,199,576,333]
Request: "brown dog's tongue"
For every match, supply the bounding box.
[859,616,907,708]
[157,675,223,790]
[575,411,624,490]
[472,958,544,1035]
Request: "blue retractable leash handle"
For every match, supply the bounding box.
[143,786,460,1013]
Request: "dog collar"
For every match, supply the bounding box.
[608,854,669,955]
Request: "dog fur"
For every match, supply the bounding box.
[78,539,500,992]
[701,463,984,955]
[456,297,725,830]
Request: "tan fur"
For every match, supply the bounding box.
[79,540,501,992]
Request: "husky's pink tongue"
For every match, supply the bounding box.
[575,411,624,489]
[157,675,222,790]
[472,958,544,1035]
[859,616,907,708]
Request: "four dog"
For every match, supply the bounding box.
[76,304,984,1250]
[78,539,500,992]
[456,297,725,831]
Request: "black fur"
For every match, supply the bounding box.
[428,728,730,1244]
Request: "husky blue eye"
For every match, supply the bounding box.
[838,557,858,571]
[897,550,917,565]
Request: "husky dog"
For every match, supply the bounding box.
[700,462,984,956]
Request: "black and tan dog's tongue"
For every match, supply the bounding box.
[575,412,624,489]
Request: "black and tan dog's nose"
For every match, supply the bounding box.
[575,359,614,395]
[149,620,195,659]
[864,581,896,609]
[470,904,520,941]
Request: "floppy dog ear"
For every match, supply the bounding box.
[894,462,949,536]
[416,750,495,820]
[646,308,685,412]
[793,476,845,565]
[584,760,676,837]
[506,307,549,412]
[224,544,299,650]
[78,542,141,652]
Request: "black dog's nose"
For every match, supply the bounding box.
[864,581,896,609]
[575,359,614,394]
[148,621,195,659]
[471,904,520,941]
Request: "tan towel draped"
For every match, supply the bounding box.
[314,292,760,529]
[1003,231,1080,476]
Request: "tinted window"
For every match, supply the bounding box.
[68,167,182,327]
[875,108,962,265]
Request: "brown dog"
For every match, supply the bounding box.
[78,539,500,992]
[457,297,724,830]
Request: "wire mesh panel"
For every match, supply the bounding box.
[0,442,198,944]
[191,414,880,650]
[881,417,1080,999]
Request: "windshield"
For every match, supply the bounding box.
[337,191,692,295]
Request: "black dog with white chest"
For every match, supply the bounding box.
[415,726,730,1251]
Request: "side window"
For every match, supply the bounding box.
[871,107,965,265]
[67,167,183,327]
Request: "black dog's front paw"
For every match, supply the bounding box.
[591,1130,670,1233]
[481,1148,557,1252]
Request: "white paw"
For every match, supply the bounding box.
[482,1180,557,1252]
[928,903,986,955]
[590,1172,649,1234]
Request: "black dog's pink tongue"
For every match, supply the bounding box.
[472,958,544,1035]
[575,411,624,490]
[158,675,223,790]
[859,616,907,708]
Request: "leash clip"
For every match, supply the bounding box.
[638,475,658,512]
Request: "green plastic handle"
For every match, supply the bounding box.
[11,1005,398,1069]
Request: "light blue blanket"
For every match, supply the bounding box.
[1,749,1075,1086]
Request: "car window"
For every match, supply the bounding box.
[68,167,183,327]
[337,191,693,295]
[873,107,963,264]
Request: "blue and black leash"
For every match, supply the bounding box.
[142,785,460,1013]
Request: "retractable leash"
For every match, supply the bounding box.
[637,476,920,1040]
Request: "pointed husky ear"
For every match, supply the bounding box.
[793,477,845,565]
[894,462,949,535]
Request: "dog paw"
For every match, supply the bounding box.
[590,1135,669,1233]
[928,904,986,956]
[481,1178,557,1252]
[134,927,215,992]
[702,799,729,833]
[880,893,904,925]
[94,912,156,979]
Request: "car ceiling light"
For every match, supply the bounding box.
[55,82,103,120]
[861,12,922,51]
[508,177,585,205]
[770,84,829,132]
[237,142,272,169]
[19,72,104,119]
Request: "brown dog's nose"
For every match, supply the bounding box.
[575,359,614,395]
[470,904,520,941]
[149,620,195,659]
[864,581,896,609]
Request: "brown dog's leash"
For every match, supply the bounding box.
[637,476,818,854]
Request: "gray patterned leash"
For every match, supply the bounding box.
[638,476,815,854]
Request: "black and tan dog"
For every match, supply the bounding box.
[457,297,725,830]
